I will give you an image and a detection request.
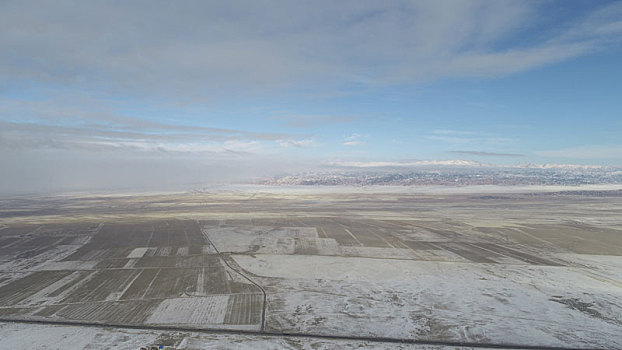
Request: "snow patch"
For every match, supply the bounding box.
[146,296,229,325]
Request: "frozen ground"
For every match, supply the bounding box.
[0,188,621,349]
[146,296,230,325]
[0,322,494,350]
[234,254,621,348]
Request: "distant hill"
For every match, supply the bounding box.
[260,161,622,186]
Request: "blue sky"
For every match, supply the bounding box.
[1,1,622,192]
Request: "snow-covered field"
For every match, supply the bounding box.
[224,183,622,195]
[127,247,149,259]
[0,322,500,349]
[1,188,621,349]
[234,254,622,348]
[146,296,229,325]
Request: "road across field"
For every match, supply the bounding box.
[0,190,621,348]
[0,318,589,350]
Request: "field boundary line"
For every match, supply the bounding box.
[0,318,595,350]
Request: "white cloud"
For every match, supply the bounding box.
[427,132,515,146]
[223,140,260,152]
[0,97,311,156]
[536,145,622,160]
[278,139,315,148]
[450,150,524,157]
[433,129,475,136]
[1,1,620,98]
[327,160,486,167]
[273,114,354,128]
[427,135,474,144]
[343,133,365,146]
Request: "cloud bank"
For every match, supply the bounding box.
[450,151,525,157]
[2,1,621,99]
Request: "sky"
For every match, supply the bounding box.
[1,0,622,193]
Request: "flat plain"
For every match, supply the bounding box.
[0,186,621,349]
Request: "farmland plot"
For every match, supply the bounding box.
[0,219,262,330]
[146,296,230,325]
[1,189,621,349]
